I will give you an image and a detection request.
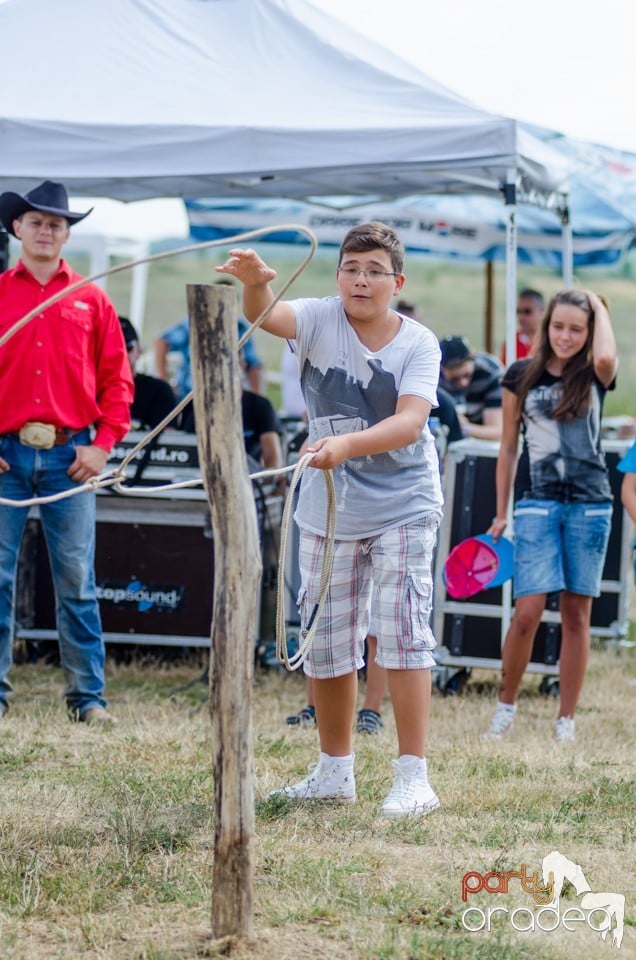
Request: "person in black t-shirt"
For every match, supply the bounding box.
[439,335,503,441]
[241,386,284,477]
[119,317,177,431]
[177,342,285,495]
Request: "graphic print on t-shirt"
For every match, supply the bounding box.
[303,356,402,473]
[507,362,612,503]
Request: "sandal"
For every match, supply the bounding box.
[356,709,383,734]
[286,704,316,727]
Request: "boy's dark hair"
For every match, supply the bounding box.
[338,221,404,274]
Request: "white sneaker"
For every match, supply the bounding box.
[271,753,356,802]
[554,716,575,743]
[381,756,440,819]
[482,701,516,740]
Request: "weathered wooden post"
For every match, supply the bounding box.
[187,283,260,941]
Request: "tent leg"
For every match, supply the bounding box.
[504,172,518,364]
[561,206,573,287]
[484,260,494,354]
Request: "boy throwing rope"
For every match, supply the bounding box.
[217,222,442,817]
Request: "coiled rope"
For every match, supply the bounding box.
[275,452,336,670]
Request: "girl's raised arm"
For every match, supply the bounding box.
[586,291,618,387]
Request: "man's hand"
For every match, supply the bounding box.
[305,436,352,470]
[67,445,109,484]
[215,248,277,286]
[0,456,10,475]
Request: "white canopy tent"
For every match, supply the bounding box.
[0,0,571,354]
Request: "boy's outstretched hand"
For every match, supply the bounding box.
[215,248,277,286]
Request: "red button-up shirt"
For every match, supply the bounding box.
[0,259,133,451]
[500,331,534,365]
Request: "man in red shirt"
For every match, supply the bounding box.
[0,180,133,725]
[500,288,545,365]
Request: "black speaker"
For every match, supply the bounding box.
[442,614,561,665]
[18,485,279,648]
[30,513,215,642]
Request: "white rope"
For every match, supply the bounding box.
[0,470,119,508]
[275,453,336,670]
[112,460,299,498]
[0,224,317,350]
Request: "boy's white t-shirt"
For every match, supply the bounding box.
[290,296,443,540]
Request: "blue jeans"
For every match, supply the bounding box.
[512,498,613,599]
[0,431,106,717]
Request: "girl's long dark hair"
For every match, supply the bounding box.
[515,289,595,421]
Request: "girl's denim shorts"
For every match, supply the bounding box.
[512,498,612,599]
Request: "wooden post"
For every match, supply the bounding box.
[187,284,260,941]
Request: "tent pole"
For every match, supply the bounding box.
[484,260,494,354]
[561,204,573,287]
[504,170,518,363]
[130,249,149,339]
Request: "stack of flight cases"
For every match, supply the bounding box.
[15,430,282,653]
[431,437,633,694]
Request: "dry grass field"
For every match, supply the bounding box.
[0,640,633,960]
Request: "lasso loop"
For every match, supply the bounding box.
[0,223,317,504]
[275,452,336,670]
[0,223,336,668]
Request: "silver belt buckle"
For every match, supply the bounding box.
[18,422,57,450]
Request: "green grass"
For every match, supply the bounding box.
[0,643,633,959]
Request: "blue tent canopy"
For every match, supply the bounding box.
[186,190,633,270]
[186,123,636,271]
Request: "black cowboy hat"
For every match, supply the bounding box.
[0,180,93,236]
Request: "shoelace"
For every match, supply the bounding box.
[554,717,575,741]
[386,766,422,803]
[295,760,352,795]
[303,760,339,785]
[303,761,320,780]
[489,708,514,734]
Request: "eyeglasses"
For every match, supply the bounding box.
[517,308,534,315]
[337,267,399,281]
